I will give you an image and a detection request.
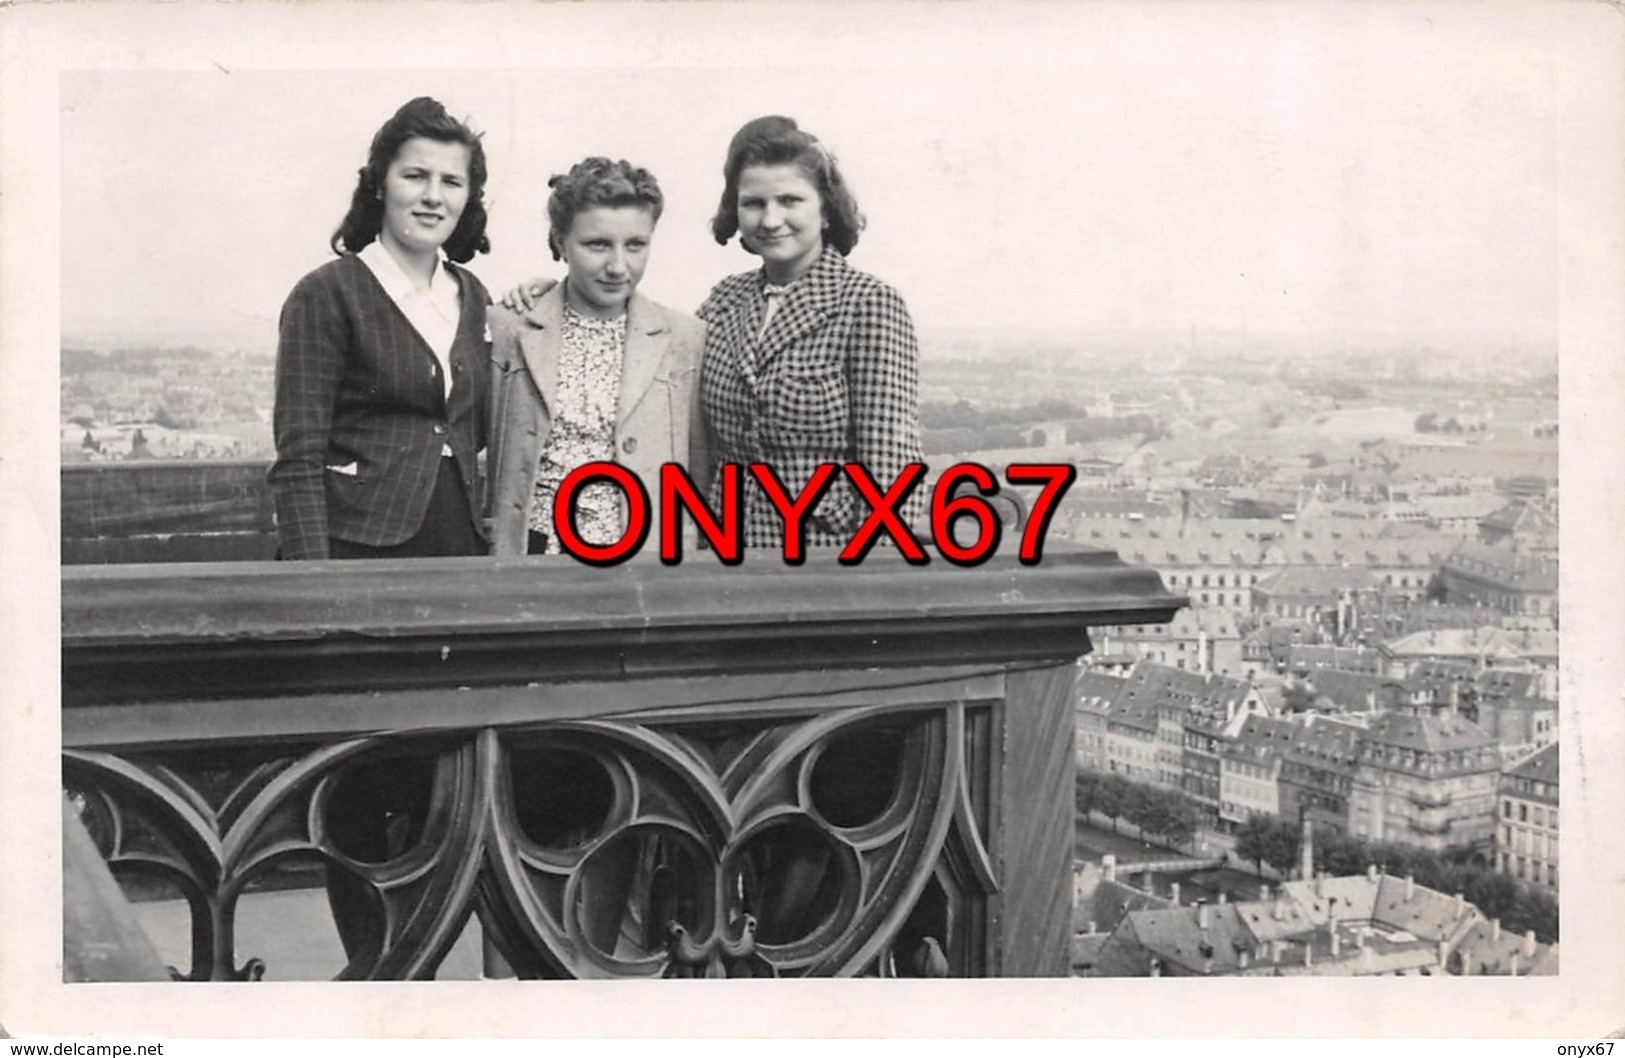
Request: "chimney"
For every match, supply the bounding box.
[1217,891,1228,905]
[1102,854,1117,882]
[1509,952,1520,976]
[1366,863,1379,884]
[1330,930,1341,958]
[1304,944,1313,968]
[1171,882,1181,906]
[1259,883,1271,901]
[1437,939,1449,969]
[1149,958,1161,978]
[1239,949,1251,970]
[1197,902,1210,930]
[1454,892,1465,918]
[1405,875,1416,900]
[1490,918,1500,942]
[1314,872,1325,898]
[1523,930,1537,958]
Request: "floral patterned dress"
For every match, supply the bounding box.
[526,306,627,552]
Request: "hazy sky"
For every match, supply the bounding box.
[58,3,1567,355]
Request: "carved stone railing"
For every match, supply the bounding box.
[63,546,1182,981]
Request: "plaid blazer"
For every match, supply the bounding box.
[697,247,925,548]
[268,255,491,559]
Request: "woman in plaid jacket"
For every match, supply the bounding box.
[268,97,493,562]
[265,97,494,971]
[698,115,925,549]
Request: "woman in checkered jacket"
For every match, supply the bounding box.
[697,115,925,549]
[505,116,926,550]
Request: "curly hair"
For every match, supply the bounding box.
[544,157,664,262]
[331,96,491,263]
[709,115,865,256]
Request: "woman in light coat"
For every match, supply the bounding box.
[485,157,705,556]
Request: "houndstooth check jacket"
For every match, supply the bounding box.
[268,255,491,560]
[696,246,926,549]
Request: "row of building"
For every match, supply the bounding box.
[1075,660,1560,891]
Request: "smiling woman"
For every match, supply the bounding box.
[268,95,493,564]
[263,95,496,973]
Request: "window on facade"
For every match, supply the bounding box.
[1502,799,1512,818]
[1519,803,1528,822]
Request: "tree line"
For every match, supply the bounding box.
[1074,770,1202,850]
[921,398,1163,456]
[1232,813,1558,942]
[1075,768,1558,943]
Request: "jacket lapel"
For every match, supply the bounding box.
[445,265,487,421]
[754,247,847,370]
[517,285,565,415]
[617,292,670,426]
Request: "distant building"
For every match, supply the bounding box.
[1219,714,1294,828]
[1497,744,1559,891]
[1277,714,1364,839]
[1348,710,1500,854]
[1435,545,1558,620]
[1251,566,1382,632]
[1477,499,1558,552]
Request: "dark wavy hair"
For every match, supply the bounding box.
[331,96,491,263]
[709,115,865,256]
[545,157,664,262]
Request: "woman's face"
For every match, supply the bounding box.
[559,205,655,318]
[736,163,825,282]
[378,137,471,260]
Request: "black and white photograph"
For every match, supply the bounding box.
[3,0,1623,1043]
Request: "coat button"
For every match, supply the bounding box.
[622,437,638,454]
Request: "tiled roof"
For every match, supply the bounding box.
[1372,876,1480,943]
[1255,565,1383,597]
[1223,715,1296,762]
[1363,712,1496,755]
[1303,669,1395,712]
[1453,919,1553,976]
[1287,715,1363,764]
[1441,546,1558,592]
[1125,903,1258,975]
[1506,742,1559,787]
[1479,499,1557,536]
[1386,627,1543,662]
[1233,894,1318,943]
[1277,875,1380,927]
